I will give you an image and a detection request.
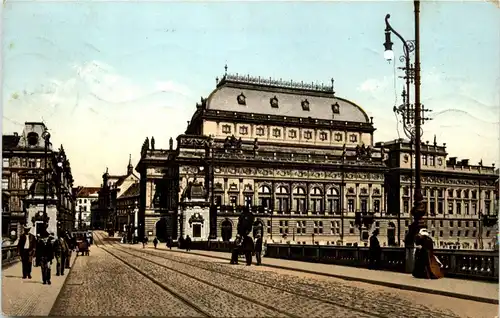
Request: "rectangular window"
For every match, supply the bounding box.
[450,231,453,237]
[222,125,231,134]
[465,230,469,237]
[294,198,306,213]
[360,199,367,213]
[439,231,443,237]
[347,199,355,212]
[193,224,201,238]
[472,203,477,214]
[2,158,9,168]
[311,198,322,213]
[485,201,491,214]
[373,200,380,213]
[422,156,428,165]
[439,220,443,227]
[464,203,469,215]
[277,198,289,213]
[229,196,238,206]
[429,201,435,215]
[36,159,41,168]
[429,156,435,166]
[2,178,8,190]
[458,221,462,227]
[215,195,223,206]
[259,197,271,208]
[456,202,461,214]
[244,195,253,207]
[450,221,454,227]
[403,200,409,214]
[448,202,453,214]
[349,221,355,234]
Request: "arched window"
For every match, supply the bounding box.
[258,185,272,208]
[326,187,340,215]
[310,187,323,214]
[275,186,289,213]
[293,187,307,214]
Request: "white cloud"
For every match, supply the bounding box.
[358,78,389,93]
[3,60,196,186]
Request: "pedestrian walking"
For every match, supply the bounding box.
[178,236,185,250]
[254,235,263,265]
[53,234,69,276]
[243,235,254,266]
[36,232,54,285]
[153,237,158,249]
[230,235,242,265]
[369,229,381,270]
[17,225,36,279]
[413,229,444,279]
[142,236,148,248]
[64,232,74,269]
[166,236,172,249]
[185,235,192,251]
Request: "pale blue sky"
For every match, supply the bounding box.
[2,1,499,186]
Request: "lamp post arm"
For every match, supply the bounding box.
[385,14,410,59]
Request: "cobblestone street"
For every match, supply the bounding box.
[45,237,498,318]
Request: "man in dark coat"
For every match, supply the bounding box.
[166,236,172,249]
[53,234,69,276]
[230,235,242,265]
[369,228,381,269]
[242,235,254,266]
[17,225,37,279]
[64,232,74,269]
[413,229,444,279]
[178,236,185,250]
[153,237,158,249]
[36,232,54,285]
[185,235,192,251]
[254,235,263,265]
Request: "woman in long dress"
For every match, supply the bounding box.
[413,228,444,279]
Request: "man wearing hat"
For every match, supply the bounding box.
[17,225,37,279]
[35,232,55,285]
[254,234,263,266]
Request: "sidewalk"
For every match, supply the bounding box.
[2,253,78,316]
[138,244,499,305]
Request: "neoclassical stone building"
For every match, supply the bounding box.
[135,73,498,249]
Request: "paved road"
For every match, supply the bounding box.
[48,235,496,317]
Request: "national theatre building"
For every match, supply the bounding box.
[134,73,498,250]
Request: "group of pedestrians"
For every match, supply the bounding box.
[368,227,443,279]
[17,225,77,285]
[230,234,263,266]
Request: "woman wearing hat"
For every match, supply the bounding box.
[413,228,444,279]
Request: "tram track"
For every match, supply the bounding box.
[94,233,295,317]
[109,241,461,318]
[93,233,210,317]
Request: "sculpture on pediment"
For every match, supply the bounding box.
[151,136,155,150]
[223,135,242,151]
[169,137,173,150]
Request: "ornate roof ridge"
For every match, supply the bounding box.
[217,73,335,94]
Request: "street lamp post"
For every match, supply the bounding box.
[384,0,429,272]
[340,144,346,245]
[41,130,51,231]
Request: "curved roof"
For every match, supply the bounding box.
[205,75,370,123]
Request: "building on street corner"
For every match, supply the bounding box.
[2,122,75,238]
[134,72,498,249]
[73,186,100,230]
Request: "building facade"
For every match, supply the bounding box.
[2,122,75,237]
[91,155,139,231]
[73,186,100,229]
[135,73,498,249]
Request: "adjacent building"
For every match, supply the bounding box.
[2,122,75,237]
[73,186,100,229]
[91,155,139,231]
[133,72,498,249]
